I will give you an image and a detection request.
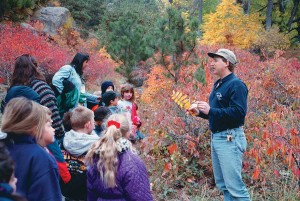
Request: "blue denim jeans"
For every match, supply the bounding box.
[211,127,250,201]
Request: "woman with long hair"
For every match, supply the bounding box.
[52,52,90,108]
[10,54,65,139]
[85,114,153,201]
[4,54,71,184]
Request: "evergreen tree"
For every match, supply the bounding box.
[60,0,106,33]
[107,11,155,80]
[154,7,199,83]
[98,0,160,81]
[0,0,48,21]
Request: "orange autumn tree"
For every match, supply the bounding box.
[140,46,214,188]
[201,0,263,48]
[141,63,173,105]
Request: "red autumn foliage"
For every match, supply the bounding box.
[0,22,71,83]
[140,44,300,186]
[0,22,118,87]
[167,143,178,155]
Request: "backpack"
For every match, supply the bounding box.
[59,150,87,200]
[56,79,79,118]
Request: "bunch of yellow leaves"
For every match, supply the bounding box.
[171,91,197,116]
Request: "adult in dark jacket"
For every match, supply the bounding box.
[189,49,250,201]
[85,114,153,201]
[8,54,71,184]
[1,98,62,201]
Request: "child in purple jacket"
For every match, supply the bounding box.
[85,114,153,201]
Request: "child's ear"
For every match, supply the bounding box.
[84,121,91,129]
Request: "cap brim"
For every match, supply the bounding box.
[208,52,221,58]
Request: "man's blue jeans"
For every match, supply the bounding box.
[211,127,250,201]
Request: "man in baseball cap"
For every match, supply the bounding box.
[208,48,237,65]
[189,48,250,200]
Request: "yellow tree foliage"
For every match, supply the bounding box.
[141,65,173,104]
[201,0,263,49]
[252,26,290,54]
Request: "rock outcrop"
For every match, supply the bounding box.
[34,7,75,36]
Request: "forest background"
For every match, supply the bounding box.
[0,0,299,200]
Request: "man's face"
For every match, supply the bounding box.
[210,57,228,77]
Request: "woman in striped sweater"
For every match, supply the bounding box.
[8,54,71,184]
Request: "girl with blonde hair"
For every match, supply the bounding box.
[85,113,153,201]
[0,97,61,201]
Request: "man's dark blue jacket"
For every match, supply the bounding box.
[199,73,248,133]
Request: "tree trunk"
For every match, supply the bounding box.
[287,0,300,31]
[278,0,285,13]
[197,0,203,24]
[243,0,251,15]
[293,21,300,43]
[266,0,274,31]
[0,0,4,20]
[197,0,203,37]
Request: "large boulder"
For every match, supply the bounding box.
[34,7,75,36]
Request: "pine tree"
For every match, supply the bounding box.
[101,0,160,81]
[0,0,47,21]
[154,7,199,83]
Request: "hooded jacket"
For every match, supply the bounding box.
[61,130,99,200]
[63,130,99,157]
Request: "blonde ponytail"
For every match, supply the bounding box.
[85,114,130,188]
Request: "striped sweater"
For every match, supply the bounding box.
[30,79,64,138]
[30,79,71,183]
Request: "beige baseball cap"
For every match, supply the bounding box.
[208,48,237,65]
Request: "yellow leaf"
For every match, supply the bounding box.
[184,102,191,109]
[178,94,187,102]
[171,91,179,99]
[174,92,183,103]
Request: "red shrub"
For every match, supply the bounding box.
[0,23,118,87]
